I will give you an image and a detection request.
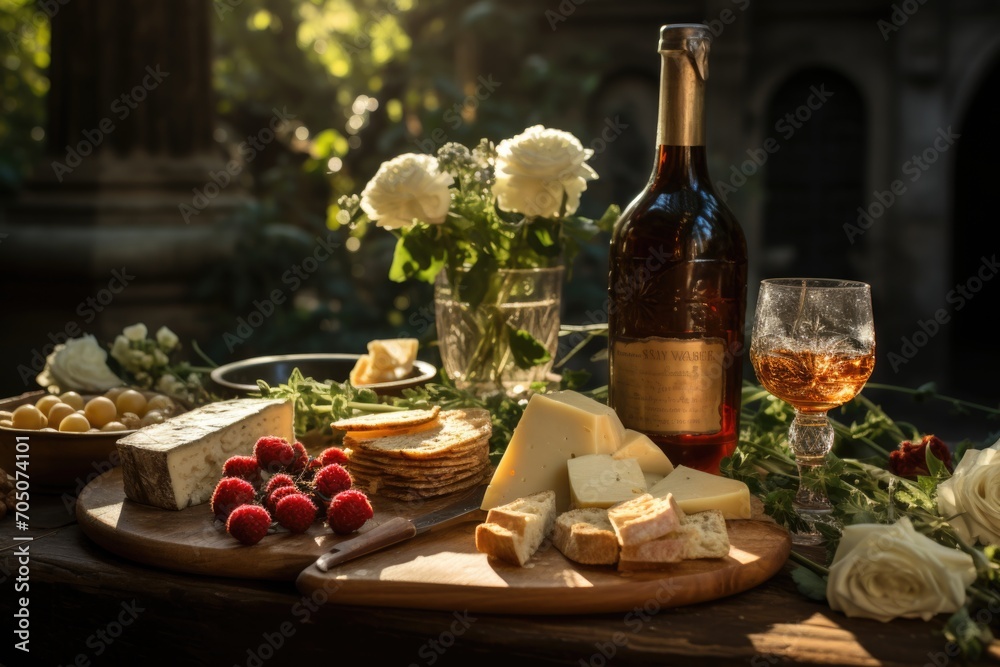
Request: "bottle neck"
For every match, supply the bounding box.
[652,145,711,187]
[655,50,706,148]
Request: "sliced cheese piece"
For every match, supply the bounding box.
[481,391,627,511]
[648,465,752,519]
[643,472,665,488]
[568,455,646,509]
[612,430,674,476]
[117,398,293,510]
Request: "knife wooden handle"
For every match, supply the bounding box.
[315,517,417,572]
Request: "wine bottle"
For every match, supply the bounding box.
[608,23,748,475]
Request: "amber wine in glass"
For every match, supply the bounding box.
[749,278,875,545]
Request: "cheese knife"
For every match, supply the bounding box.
[314,483,488,572]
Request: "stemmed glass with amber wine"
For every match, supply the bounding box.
[749,278,875,545]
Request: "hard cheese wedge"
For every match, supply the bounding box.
[481,391,626,511]
[117,398,293,510]
[568,455,647,509]
[648,465,752,519]
[612,429,674,476]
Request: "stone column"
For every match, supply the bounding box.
[0,0,249,397]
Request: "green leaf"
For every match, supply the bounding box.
[506,325,552,369]
[925,443,951,479]
[790,566,828,602]
[943,607,993,662]
[389,233,446,283]
[594,203,621,232]
[559,368,591,390]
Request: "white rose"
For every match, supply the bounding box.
[493,125,598,218]
[156,326,179,351]
[36,335,125,393]
[360,154,454,230]
[938,441,1000,546]
[123,323,148,342]
[110,335,131,365]
[826,517,976,622]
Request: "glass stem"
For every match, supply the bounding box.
[789,409,834,512]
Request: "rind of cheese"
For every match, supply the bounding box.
[481,391,627,512]
[648,465,752,519]
[116,398,293,510]
[612,430,674,476]
[568,454,646,509]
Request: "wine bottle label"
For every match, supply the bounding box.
[612,337,724,435]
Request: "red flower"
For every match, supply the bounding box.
[888,435,954,477]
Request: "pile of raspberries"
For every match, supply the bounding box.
[210,435,373,545]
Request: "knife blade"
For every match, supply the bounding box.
[314,483,488,572]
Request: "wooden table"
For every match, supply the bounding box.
[3,494,998,667]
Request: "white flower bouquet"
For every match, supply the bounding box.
[339,126,618,393]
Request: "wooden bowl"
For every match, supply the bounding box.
[0,390,183,494]
[209,353,438,398]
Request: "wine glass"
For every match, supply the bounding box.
[749,278,875,545]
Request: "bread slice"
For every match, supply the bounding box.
[552,508,620,565]
[475,490,556,566]
[617,509,731,571]
[607,493,684,546]
[677,509,730,559]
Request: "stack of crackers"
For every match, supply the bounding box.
[332,406,493,501]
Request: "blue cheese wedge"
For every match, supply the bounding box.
[116,398,293,510]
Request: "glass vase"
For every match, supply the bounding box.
[434,266,563,399]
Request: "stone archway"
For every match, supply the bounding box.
[950,56,1000,397]
[759,68,867,282]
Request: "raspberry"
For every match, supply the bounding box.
[226,504,272,545]
[253,435,295,473]
[210,477,256,521]
[318,447,349,467]
[222,455,261,487]
[288,441,309,474]
[268,484,303,512]
[264,473,296,497]
[314,463,352,498]
[274,493,318,533]
[327,489,373,535]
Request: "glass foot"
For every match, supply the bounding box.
[791,507,838,546]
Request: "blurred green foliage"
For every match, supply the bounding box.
[0,0,614,376]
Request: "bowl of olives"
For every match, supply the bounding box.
[0,388,185,494]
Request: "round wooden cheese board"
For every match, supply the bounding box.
[77,468,791,614]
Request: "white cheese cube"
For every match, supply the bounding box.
[116,398,293,510]
[568,454,647,509]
